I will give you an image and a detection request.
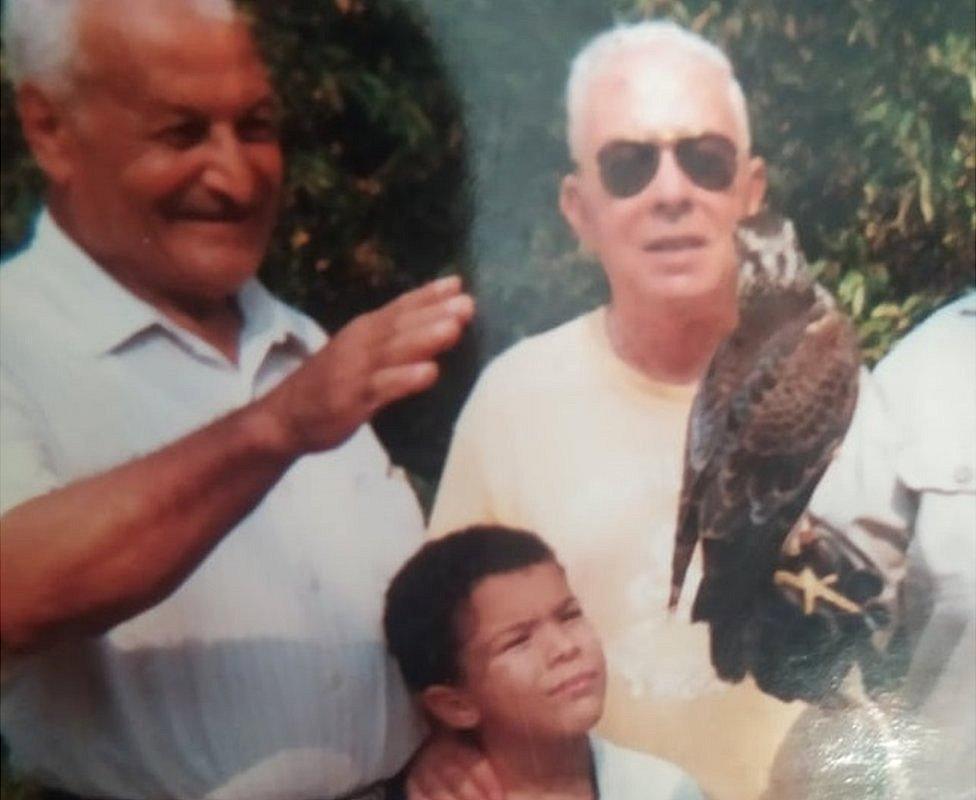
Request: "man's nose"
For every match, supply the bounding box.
[645,149,693,220]
[200,125,257,206]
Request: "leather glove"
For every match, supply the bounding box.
[745,516,892,704]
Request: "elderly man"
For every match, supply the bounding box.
[428,21,904,800]
[0,0,473,797]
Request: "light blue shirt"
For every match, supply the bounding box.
[875,292,976,799]
[0,211,425,798]
[592,736,704,799]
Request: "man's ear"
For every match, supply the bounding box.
[743,155,767,217]
[420,684,481,731]
[559,173,596,255]
[16,83,78,185]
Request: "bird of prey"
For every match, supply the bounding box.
[668,212,861,684]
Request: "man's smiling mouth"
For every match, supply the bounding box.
[171,209,253,224]
[643,235,706,252]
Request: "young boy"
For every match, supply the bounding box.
[384,525,704,798]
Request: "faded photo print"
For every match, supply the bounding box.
[1,2,973,799]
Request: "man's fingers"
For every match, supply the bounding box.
[330,287,470,371]
[369,363,440,410]
[386,275,465,315]
[406,774,454,800]
[404,730,500,800]
[464,758,504,800]
[406,770,444,800]
[390,293,475,337]
[382,314,466,367]
[352,285,473,366]
[406,766,490,800]
[281,278,471,449]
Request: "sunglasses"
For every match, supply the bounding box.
[596,134,739,197]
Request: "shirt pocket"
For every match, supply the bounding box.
[897,441,975,497]
[898,440,976,585]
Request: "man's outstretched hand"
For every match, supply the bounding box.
[262,275,475,456]
[407,732,503,800]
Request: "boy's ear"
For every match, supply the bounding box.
[420,685,481,730]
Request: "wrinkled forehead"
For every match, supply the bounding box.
[577,49,745,161]
[458,562,569,644]
[74,0,270,104]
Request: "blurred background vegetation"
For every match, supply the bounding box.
[2,0,975,499]
[0,0,974,795]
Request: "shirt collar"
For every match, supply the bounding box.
[952,288,976,316]
[28,209,320,360]
[236,279,322,367]
[29,209,161,355]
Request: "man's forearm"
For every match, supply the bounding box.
[0,397,299,654]
[0,276,474,655]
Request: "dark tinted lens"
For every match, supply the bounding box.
[675,134,737,191]
[597,141,660,198]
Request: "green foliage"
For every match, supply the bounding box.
[1,0,974,480]
[421,0,976,365]
[240,1,471,328]
[707,0,976,361]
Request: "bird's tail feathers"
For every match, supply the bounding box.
[669,502,701,610]
[708,613,751,683]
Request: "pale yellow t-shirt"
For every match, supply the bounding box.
[429,307,803,800]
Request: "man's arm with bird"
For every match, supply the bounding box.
[669,213,911,704]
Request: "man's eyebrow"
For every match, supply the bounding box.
[552,594,580,614]
[486,617,536,646]
[246,96,282,114]
[484,594,579,643]
[149,95,281,119]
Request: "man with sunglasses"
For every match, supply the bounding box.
[425,20,905,800]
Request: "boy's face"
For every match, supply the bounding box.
[453,561,607,739]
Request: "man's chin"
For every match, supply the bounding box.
[165,216,271,249]
[171,245,265,298]
[636,252,736,301]
[641,271,729,303]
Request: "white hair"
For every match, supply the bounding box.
[2,0,237,93]
[565,20,752,161]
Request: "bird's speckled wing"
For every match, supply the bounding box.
[670,213,860,625]
[702,305,859,543]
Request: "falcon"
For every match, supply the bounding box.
[668,212,861,684]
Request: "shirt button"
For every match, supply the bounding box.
[954,465,973,485]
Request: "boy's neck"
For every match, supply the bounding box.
[480,730,595,800]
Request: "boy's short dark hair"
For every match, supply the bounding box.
[383,525,555,692]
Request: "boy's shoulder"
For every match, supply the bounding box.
[592,736,705,800]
